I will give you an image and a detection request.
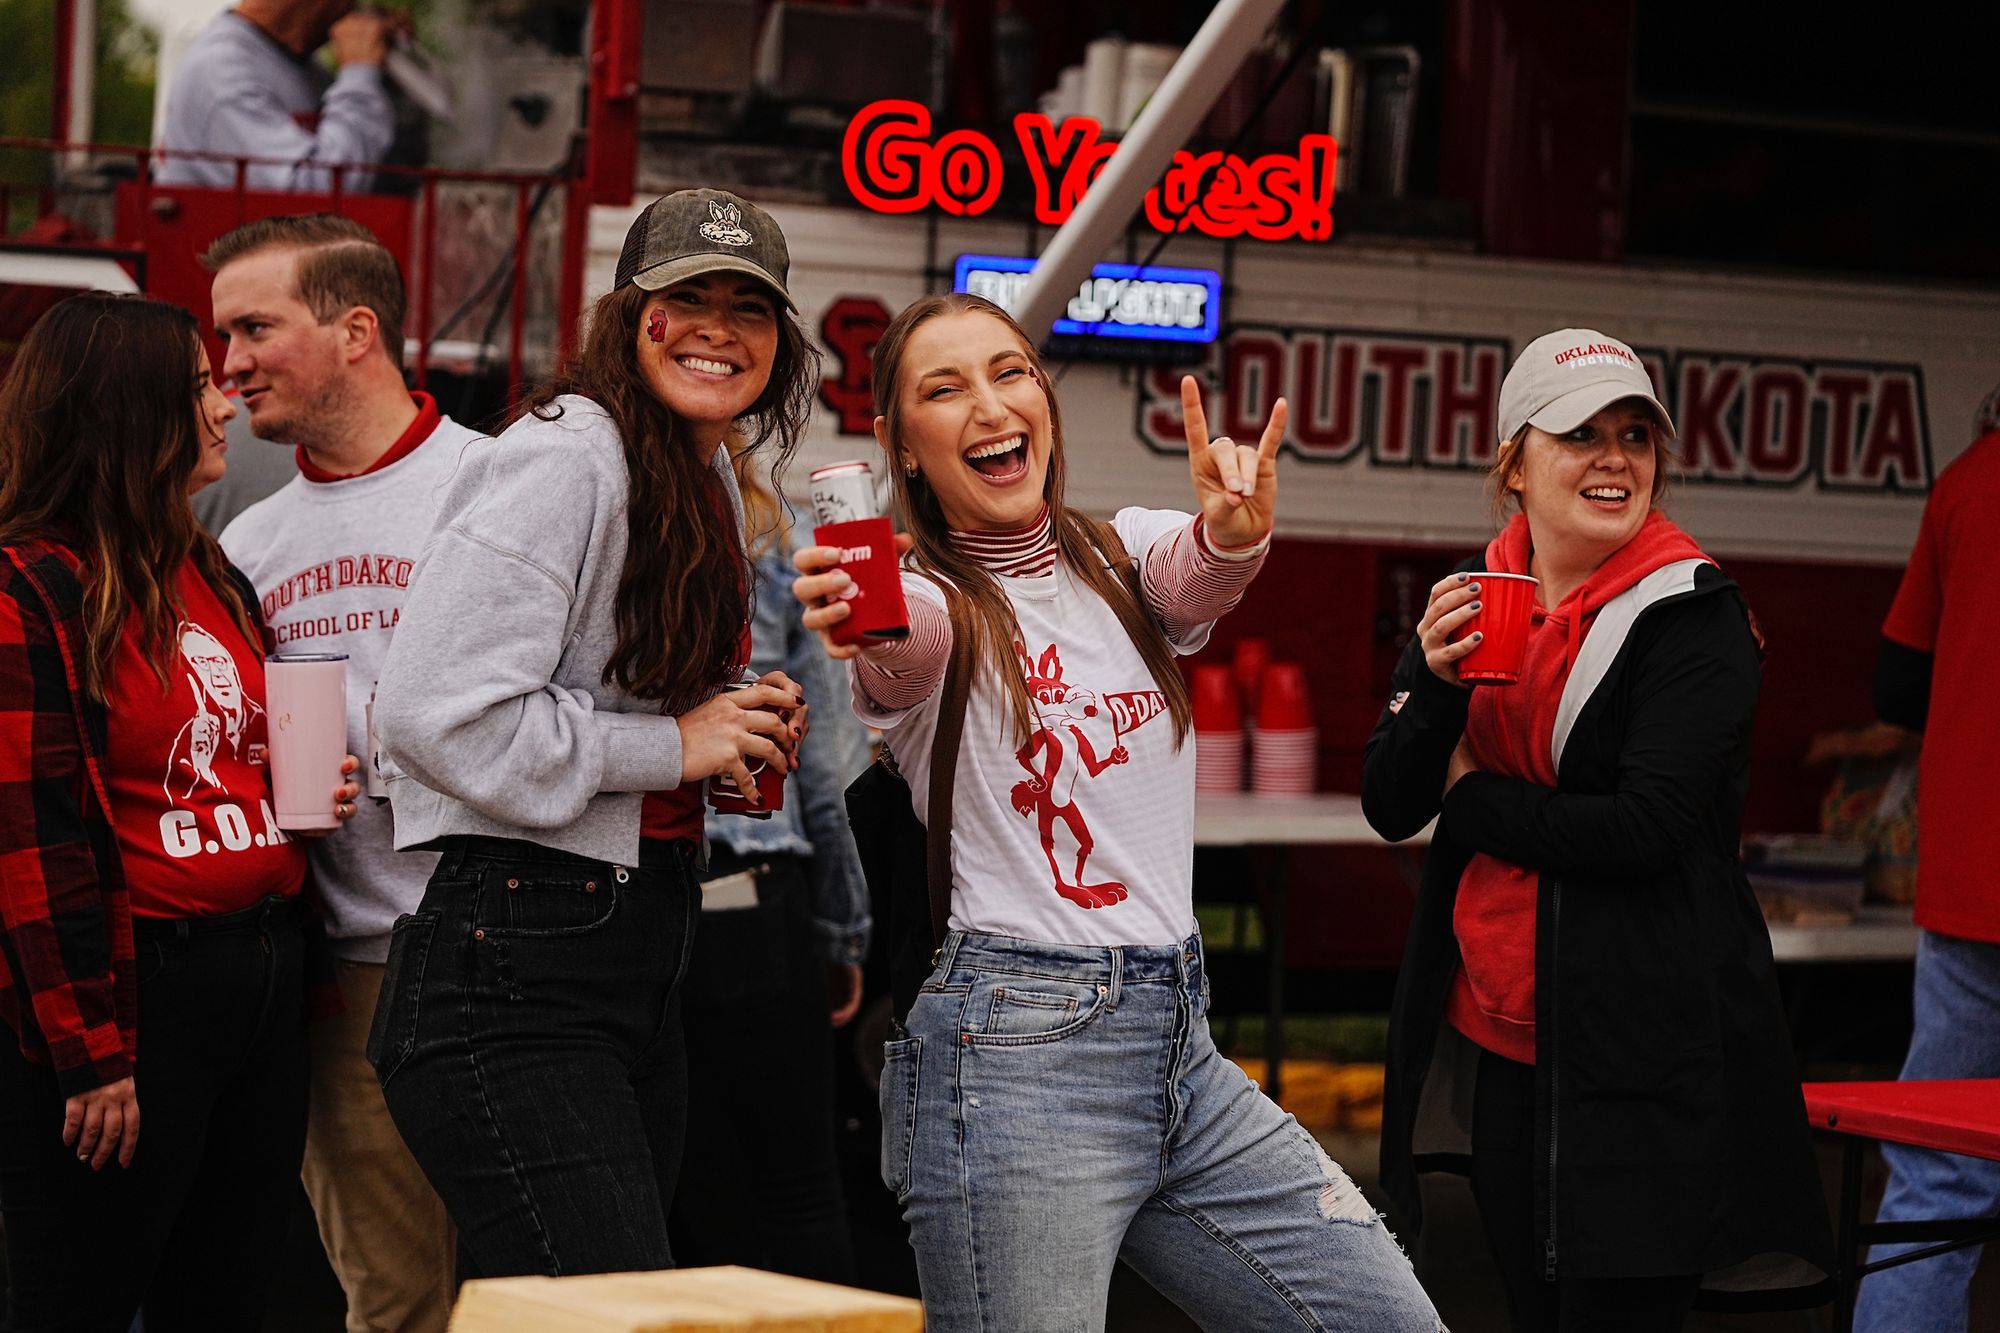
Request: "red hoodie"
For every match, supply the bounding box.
[1445,511,1711,1064]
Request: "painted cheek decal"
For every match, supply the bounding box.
[646,309,666,343]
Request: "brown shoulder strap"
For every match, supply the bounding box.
[1091,516,1143,603]
[924,590,977,945]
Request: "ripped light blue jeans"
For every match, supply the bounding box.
[882,929,1443,1332]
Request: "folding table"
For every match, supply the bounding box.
[1193,791,1428,1098]
[1802,1078,2000,1333]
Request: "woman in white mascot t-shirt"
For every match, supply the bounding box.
[792,292,1442,1333]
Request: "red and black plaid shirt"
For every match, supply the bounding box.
[0,539,138,1096]
[0,538,339,1097]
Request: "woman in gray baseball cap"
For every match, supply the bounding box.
[370,189,822,1278]
[1365,329,1834,1329]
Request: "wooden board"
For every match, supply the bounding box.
[449,1266,924,1333]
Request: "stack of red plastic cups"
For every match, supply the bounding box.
[1250,662,1317,794]
[1191,664,1244,794]
[1232,637,1270,746]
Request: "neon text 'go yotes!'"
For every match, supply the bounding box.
[842,101,1338,243]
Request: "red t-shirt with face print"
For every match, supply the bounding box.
[103,559,307,918]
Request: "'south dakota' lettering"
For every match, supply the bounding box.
[260,554,416,620]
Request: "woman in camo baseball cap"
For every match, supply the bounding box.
[368,188,821,1277]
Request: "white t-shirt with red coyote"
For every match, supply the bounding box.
[861,507,1219,948]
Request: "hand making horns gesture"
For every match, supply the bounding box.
[1180,374,1288,549]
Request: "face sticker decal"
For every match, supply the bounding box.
[646,308,667,342]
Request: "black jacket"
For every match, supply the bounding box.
[1364,557,1833,1301]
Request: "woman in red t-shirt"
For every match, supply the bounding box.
[0,293,358,1330]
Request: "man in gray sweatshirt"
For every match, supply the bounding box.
[156,0,395,191]
[213,214,480,1332]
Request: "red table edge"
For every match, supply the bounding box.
[1801,1080,2000,1163]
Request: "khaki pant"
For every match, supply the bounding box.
[302,959,456,1333]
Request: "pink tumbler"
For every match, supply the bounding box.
[265,653,349,830]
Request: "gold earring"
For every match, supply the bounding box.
[903,459,919,477]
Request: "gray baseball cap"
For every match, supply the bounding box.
[613,188,795,310]
[1498,328,1675,444]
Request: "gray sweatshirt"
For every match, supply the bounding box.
[155,12,393,191]
[219,409,483,960]
[373,395,742,866]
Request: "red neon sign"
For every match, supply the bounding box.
[841,100,1338,243]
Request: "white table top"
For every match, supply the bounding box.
[1193,792,1431,847]
[1193,792,1916,965]
[0,252,140,293]
[1767,903,1919,964]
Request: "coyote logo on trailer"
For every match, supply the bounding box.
[1007,640,1166,910]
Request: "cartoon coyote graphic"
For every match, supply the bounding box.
[1007,640,1167,909]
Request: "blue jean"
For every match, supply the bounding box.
[370,835,698,1280]
[1855,929,2000,1333]
[885,929,1443,1332]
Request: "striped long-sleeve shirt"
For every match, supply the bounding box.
[857,507,1267,712]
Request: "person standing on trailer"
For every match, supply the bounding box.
[155,0,396,191]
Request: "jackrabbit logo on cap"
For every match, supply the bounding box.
[699,200,753,247]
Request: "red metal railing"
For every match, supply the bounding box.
[0,137,591,402]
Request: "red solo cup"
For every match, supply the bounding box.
[1232,638,1271,715]
[1251,724,1317,793]
[1454,573,1540,685]
[707,757,786,817]
[813,516,911,646]
[1194,727,1244,794]
[707,673,790,818]
[1256,662,1313,730]
[1234,640,1269,727]
[1191,664,1240,732]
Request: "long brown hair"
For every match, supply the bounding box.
[872,293,1192,747]
[728,433,789,562]
[0,293,256,700]
[521,282,818,707]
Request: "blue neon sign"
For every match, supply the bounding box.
[953,254,1222,345]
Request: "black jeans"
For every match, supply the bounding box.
[0,895,308,1333]
[370,835,698,1280]
[1469,1047,1702,1333]
[668,851,855,1283]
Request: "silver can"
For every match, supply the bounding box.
[363,684,388,802]
[809,460,878,526]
